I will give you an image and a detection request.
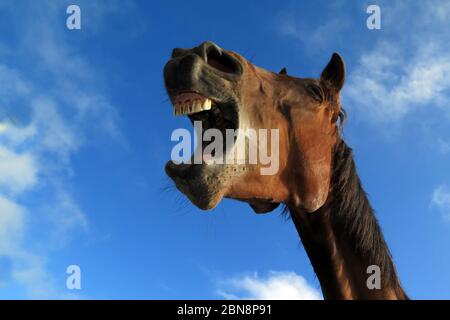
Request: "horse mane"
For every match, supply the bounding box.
[280,106,407,298]
[330,138,406,297]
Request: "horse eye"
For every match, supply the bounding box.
[307,84,324,104]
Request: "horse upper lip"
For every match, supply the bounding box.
[165,161,193,179]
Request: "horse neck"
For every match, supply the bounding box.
[288,140,407,299]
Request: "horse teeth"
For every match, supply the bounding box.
[173,103,180,115]
[203,99,212,110]
[194,100,202,112]
[173,98,213,116]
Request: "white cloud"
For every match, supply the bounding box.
[346,43,450,123]
[345,2,450,124]
[437,138,450,154]
[0,64,32,104]
[10,253,56,299]
[0,146,37,194]
[0,122,36,146]
[275,2,450,131]
[44,189,89,248]
[0,196,26,255]
[431,185,450,221]
[0,192,85,298]
[0,0,128,298]
[0,196,57,298]
[31,97,80,162]
[217,271,322,300]
[277,10,349,53]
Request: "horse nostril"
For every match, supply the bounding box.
[197,41,241,74]
[195,41,222,62]
[204,43,223,63]
[168,41,243,78]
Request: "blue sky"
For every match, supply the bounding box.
[0,0,450,299]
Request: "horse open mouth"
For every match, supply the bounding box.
[163,42,244,209]
[165,91,240,209]
[174,91,238,133]
[166,90,239,166]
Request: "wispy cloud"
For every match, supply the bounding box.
[0,196,25,255]
[276,8,350,53]
[346,42,450,123]
[431,185,450,221]
[278,12,348,50]
[275,1,450,152]
[345,1,450,124]
[0,1,130,298]
[0,146,37,194]
[437,138,450,154]
[217,271,322,300]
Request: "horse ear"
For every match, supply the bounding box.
[279,68,287,75]
[320,53,345,92]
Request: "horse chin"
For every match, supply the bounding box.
[165,161,234,210]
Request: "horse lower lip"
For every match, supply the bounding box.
[165,161,193,178]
